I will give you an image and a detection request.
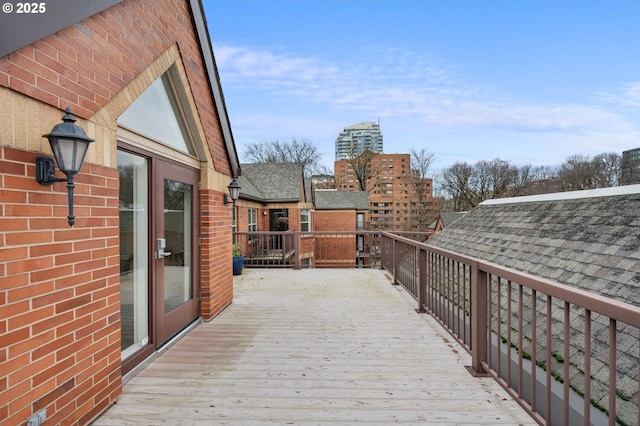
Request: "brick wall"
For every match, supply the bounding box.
[0,146,120,426]
[314,210,356,232]
[313,211,357,267]
[0,0,233,176]
[0,0,235,424]
[200,190,233,320]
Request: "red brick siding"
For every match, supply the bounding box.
[0,146,120,426]
[313,211,357,267]
[200,190,233,320]
[0,0,236,424]
[0,0,233,176]
[314,210,356,232]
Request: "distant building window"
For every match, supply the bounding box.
[301,209,310,232]
[248,208,257,231]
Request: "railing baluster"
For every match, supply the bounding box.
[497,276,502,380]
[507,279,512,389]
[584,309,591,426]
[609,318,617,426]
[417,246,426,313]
[546,294,552,423]
[447,257,452,330]
[517,283,522,397]
[531,289,537,413]
[464,264,468,347]
[564,301,570,426]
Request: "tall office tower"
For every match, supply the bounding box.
[335,122,383,160]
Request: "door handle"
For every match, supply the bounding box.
[156,238,172,259]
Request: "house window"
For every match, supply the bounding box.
[248,208,257,231]
[300,209,310,232]
[357,213,365,230]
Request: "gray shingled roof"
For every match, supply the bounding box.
[429,211,468,230]
[429,186,640,306]
[238,163,304,202]
[314,191,369,210]
[427,185,640,423]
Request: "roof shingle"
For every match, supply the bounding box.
[238,163,304,202]
[428,185,640,306]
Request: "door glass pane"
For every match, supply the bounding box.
[164,180,192,314]
[118,151,149,360]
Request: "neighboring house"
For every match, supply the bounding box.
[428,185,640,425]
[0,2,240,425]
[428,211,468,236]
[236,163,310,233]
[233,167,372,268]
[313,190,371,267]
[235,163,312,265]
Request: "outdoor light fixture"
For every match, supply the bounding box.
[36,107,95,227]
[226,177,241,205]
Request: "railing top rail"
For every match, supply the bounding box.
[235,231,381,236]
[382,231,640,328]
[381,231,479,267]
[479,259,640,327]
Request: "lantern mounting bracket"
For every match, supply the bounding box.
[35,157,67,185]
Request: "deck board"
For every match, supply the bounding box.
[93,269,535,425]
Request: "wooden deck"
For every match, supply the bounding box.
[93,269,535,425]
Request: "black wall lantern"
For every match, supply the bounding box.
[36,107,95,227]
[226,177,241,205]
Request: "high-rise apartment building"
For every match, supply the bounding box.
[335,122,383,160]
[621,147,640,185]
[334,153,440,231]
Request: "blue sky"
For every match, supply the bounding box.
[203,0,640,172]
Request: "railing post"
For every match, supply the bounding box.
[416,246,427,313]
[469,262,488,376]
[392,237,398,285]
[294,231,300,269]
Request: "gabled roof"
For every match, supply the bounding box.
[314,191,369,210]
[238,163,305,203]
[1,0,241,178]
[429,211,468,230]
[428,185,640,306]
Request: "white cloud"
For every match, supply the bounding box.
[215,43,640,168]
[595,82,640,109]
[215,43,635,135]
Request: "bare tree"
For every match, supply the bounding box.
[512,164,560,196]
[440,158,518,210]
[440,161,474,211]
[438,150,623,210]
[409,148,438,231]
[593,152,621,187]
[472,159,518,202]
[558,154,598,191]
[243,138,323,177]
[344,149,377,192]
